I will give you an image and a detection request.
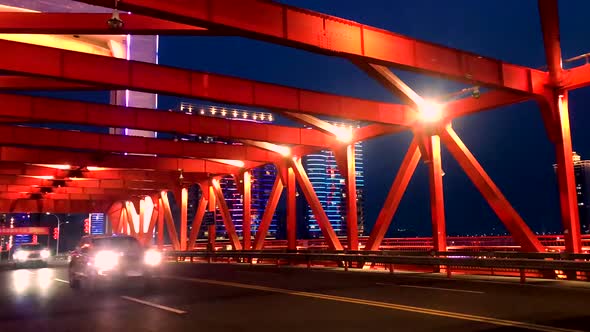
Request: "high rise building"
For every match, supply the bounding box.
[554,152,590,234]
[299,134,365,239]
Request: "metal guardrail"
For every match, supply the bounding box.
[164,250,590,274]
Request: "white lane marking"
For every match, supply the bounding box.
[55,278,69,284]
[120,296,187,315]
[376,282,484,294]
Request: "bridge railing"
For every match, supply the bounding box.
[163,250,590,283]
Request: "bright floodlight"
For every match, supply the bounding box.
[335,127,353,143]
[419,100,443,123]
[277,146,291,157]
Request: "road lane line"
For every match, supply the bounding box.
[121,296,187,315]
[54,278,69,284]
[165,276,581,332]
[376,283,484,294]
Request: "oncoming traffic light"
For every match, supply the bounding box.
[53,227,59,240]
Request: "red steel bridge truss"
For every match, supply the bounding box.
[0,0,587,254]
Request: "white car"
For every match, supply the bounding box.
[11,243,51,268]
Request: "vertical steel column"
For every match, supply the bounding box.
[554,92,582,253]
[253,176,284,250]
[180,187,188,251]
[139,198,145,240]
[144,199,159,244]
[243,171,252,250]
[365,139,421,251]
[426,135,447,252]
[208,185,216,250]
[290,158,343,251]
[188,195,208,250]
[345,145,359,250]
[286,166,297,250]
[125,203,137,237]
[440,126,545,252]
[157,197,164,249]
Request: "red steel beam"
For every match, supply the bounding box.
[561,64,590,90]
[188,195,207,250]
[180,187,188,251]
[160,191,181,250]
[252,176,283,250]
[1,199,112,213]
[0,40,412,126]
[0,93,335,148]
[365,139,421,251]
[0,147,240,174]
[0,12,213,35]
[286,166,296,251]
[425,135,447,252]
[538,0,562,84]
[0,125,277,162]
[0,176,174,191]
[242,170,252,250]
[290,158,343,251]
[0,192,131,201]
[553,92,582,253]
[76,0,550,94]
[333,144,358,250]
[157,197,164,249]
[0,76,94,91]
[439,126,545,253]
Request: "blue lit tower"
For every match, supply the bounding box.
[299,123,365,238]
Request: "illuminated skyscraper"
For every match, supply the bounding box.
[299,137,365,238]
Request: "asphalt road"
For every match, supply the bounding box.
[0,262,589,332]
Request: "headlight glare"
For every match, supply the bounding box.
[144,249,162,266]
[94,250,119,270]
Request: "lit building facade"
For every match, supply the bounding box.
[554,152,590,234]
[178,103,278,240]
[299,136,365,238]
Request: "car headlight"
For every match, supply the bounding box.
[144,249,162,266]
[14,251,28,261]
[40,249,50,259]
[94,250,119,270]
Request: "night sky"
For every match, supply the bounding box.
[52,1,590,237]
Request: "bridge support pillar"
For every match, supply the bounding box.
[334,144,359,251]
[157,197,164,249]
[208,185,216,251]
[552,92,582,253]
[243,171,252,250]
[286,166,297,251]
[425,135,447,252]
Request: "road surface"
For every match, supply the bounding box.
[0,262,588,331]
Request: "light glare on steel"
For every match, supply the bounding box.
[419,100,443,123]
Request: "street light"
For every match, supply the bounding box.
[46,213,69,255]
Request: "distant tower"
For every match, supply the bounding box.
[554,151,590,234]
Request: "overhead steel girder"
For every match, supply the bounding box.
[0,93,335,148]
[0,163,213,182]
[0,12,212,35]
[0,147,240,174]
[0,199,112,213]
[76,0,550,94]
[0,76,93,91]
[561,65,590,90]
[0,176,172,190]
[0,192,131,201]
[0,185,158,197]
[0,40,412,126]
[0,125,277,162]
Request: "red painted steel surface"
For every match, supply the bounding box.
[0,40,412,126]
[0,94,335,148]
[0,12,210,35]
[77,0,550,94]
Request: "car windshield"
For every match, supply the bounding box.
[92,237,141,251]
[19,244,43,251]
